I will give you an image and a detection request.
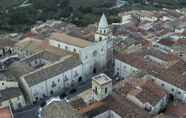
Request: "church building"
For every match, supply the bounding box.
[18,14,113,104]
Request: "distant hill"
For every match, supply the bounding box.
[0,0,186,33]
[126,0,186,9]
[0,0,24,8]
[0,0,118,33]
[69,0,115,8]
[0,0,114,9]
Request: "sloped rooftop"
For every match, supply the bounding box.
[49,32,92,48]
[0,87,22,103]
[42,101,86,118]
[24,54,81,87]
[115,47,186,90]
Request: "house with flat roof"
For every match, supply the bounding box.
[92,74,112,101]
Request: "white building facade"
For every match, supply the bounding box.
[114,59,139,80]
[20,56,83,104]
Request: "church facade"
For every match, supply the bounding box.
[49,14,113,79]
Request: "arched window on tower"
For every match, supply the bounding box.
[99,37,102,41]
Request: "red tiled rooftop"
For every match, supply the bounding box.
[23,32,37,38]
[103,92,152,118]
[166,102,186,118]
[181,32,186,36]
[115,48,178,71]
[142,80,167,98]
[85,92,152,118]
[175,39,186,46]
[0,107,12,118]
[156,30,169,36]
[127,79,168,106]
[0,40,16,48]
[158,39,175,46]
[136,80,167,106]
[115,48,186,90]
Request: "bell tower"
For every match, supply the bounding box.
[95,14,111,42]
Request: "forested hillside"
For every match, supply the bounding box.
[0,0,186,33]
[126,0,186,9]
[0,0,118,33]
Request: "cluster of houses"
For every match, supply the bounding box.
[1,9,186,118]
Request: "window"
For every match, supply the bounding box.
[161,83,165,87]
[69,89,77,94]
[108,36,111,40]
[105,87,108,94]
[60,93,67,99]
[85,56,88,59]
[95,87,98,95]
[93,68,97,74]
[178,91,181,94]
[40,101,46,107]
[171,89,174,92]
[73,48,76,52]
[18,103,22,109]
[43,94,46,98]
[2,83,4,86]
[74,71,79,77]
[78,77,82,82]
[35,97,39,101]
[71,83,74,87]
[58,44,60,48]
[65,46,68,50]
[34,60,38,64]
[51,81,56,88]
[99,37,102,41]
[58,79,60,82]
[64,75,68,81]
[50,90,54,95]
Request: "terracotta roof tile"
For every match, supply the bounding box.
[0,107,12,118]
[115,48,186,90]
